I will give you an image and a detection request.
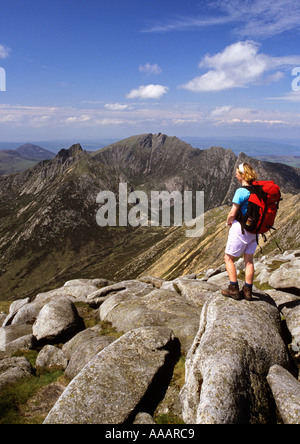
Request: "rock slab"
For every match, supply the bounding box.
[32,298,83,342]
[267,365,300,424]
[44,326,180,424]
[180,294,291,424]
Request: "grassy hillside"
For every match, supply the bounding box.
[0,151,37,175]
[136,193,300,280]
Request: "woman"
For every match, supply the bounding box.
[222,162,258,301]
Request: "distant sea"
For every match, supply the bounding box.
[180,136,300,157]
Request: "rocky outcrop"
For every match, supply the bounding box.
[2,298,30,327]
[97,278,217,354]
[268,289,300,354]
[254,250,300,356]
[36,345,68,372]
[180,294,290,424]
[267,365,300,424]
[0,357,32,390]
[254,251,300,289]
[32,298,84,342]
[269,260,300,295]
[44,327,180,424]
[0,249,299,424]
[62,327,115,380]
[0,324,33,354]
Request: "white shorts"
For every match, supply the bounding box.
[225,220,258,258]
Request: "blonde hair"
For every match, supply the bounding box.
[238,163,258,184]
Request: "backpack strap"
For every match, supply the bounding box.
[235,185,252,234]
[235,206,245,233]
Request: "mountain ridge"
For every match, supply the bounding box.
[92,133,300,203]
[0,133,299,301]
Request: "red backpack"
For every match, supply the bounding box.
[238,180,281,235]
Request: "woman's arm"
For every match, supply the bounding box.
[226,203,240,226]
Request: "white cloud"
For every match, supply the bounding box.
[126,84,169,100]
[1,102,300,139]
[143,0,300,39]
[265,71,285,83]
[0,44,11,59]
[222,117,290,126]
[207,105,300,127]
[266,92,300,102]
[142,15,231,33]
[210,106,233,117]
[104,103,131,111]
[215,0,300,38]
[180,41,300,92]
[172,118,198,125]
[139,63,162,75]
[99,118,125,126]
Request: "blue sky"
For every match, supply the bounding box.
[0,0,300,143]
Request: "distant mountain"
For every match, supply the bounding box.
[15,143,55,161]
[181,136,300,157]
[256,155,300,168]
[0,134,299,301]
[0,143,55,175]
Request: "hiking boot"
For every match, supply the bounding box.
[221,284,241,300]
[240,285,253,301]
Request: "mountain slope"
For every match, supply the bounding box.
[93,133,300,209]
[133,193,300,281]
[0,134,299,301]
[15,143,55,161]
[0,143,169,300]
[0,150,37,175]
[0,143,55,175]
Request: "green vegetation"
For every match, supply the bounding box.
[74,301,124,338]
[172,355,186,391]
[0,154,37,175]
[0,306,123,424]
[154,413,185,425]
[154,354,186,425]
[0,300,11,314]
[0,370,64,424]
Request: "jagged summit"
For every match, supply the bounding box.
[57,143,84,158]
[55,143,87,163]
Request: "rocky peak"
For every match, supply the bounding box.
[56,143,85,163]
[139,133,153,149]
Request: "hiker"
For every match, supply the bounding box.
[222,162,258,301]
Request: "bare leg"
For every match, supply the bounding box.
[224,253,237,282]
[244,253,255,285]
[222,253,240,299]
